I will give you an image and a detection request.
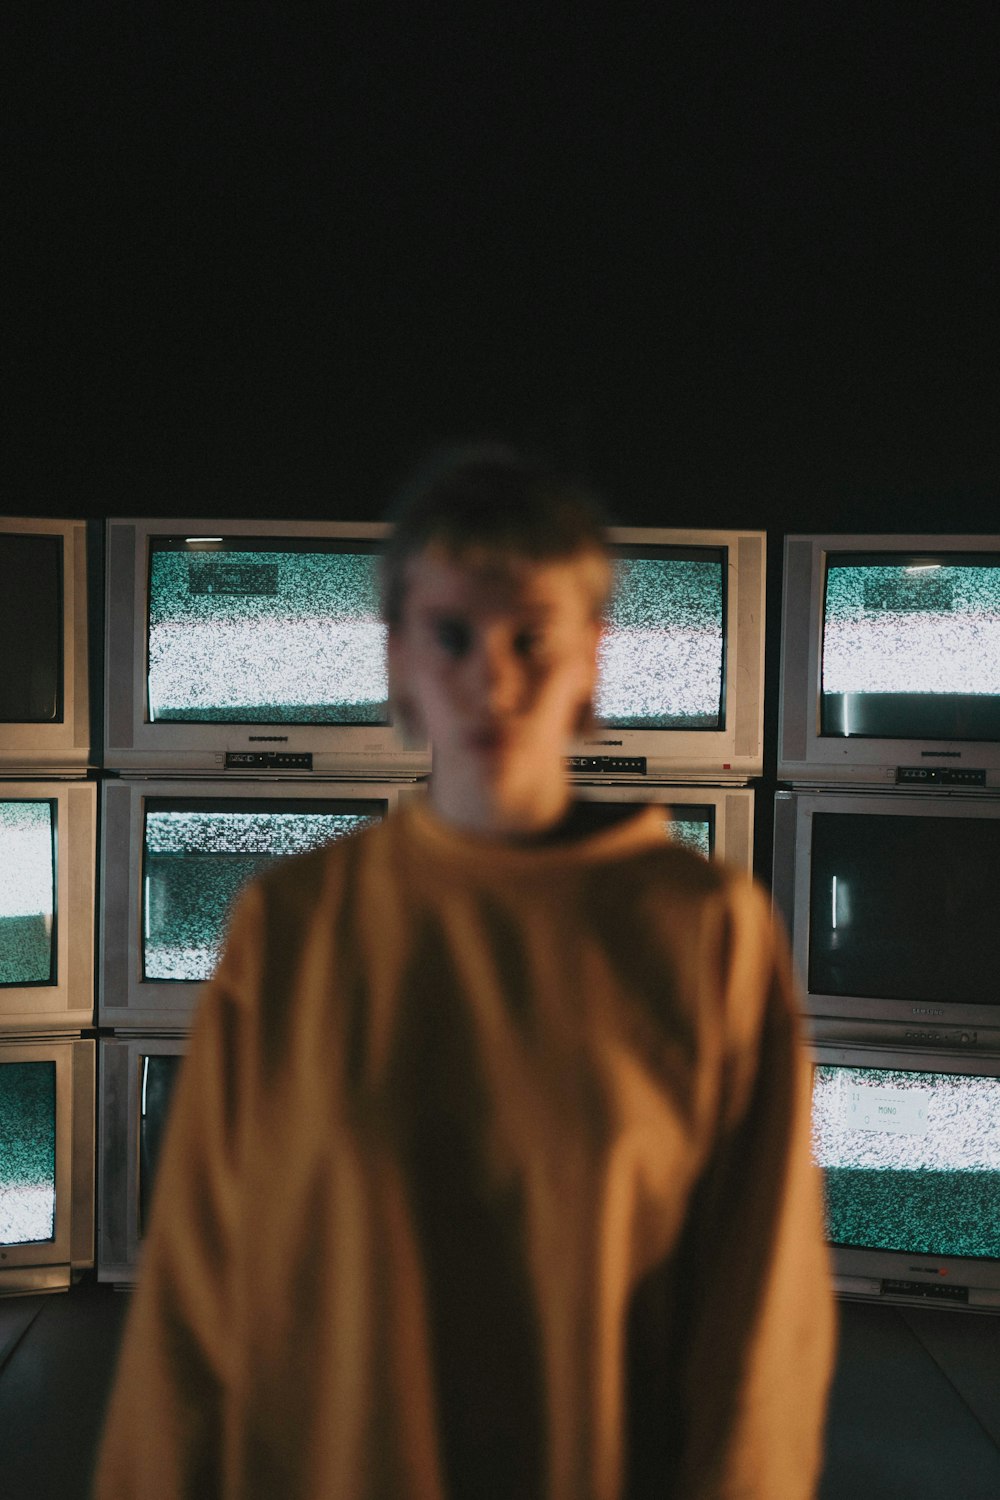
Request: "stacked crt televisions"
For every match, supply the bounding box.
[98,518,432,1283]
[776,534,1000,1311]
[567,525,765,873]
[96,516,767,1284]
[0,519,97,1295]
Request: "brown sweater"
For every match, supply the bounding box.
[94,801,835,1499]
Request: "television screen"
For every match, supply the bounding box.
[601,801,714,859]
[569,527,764,782]
[98,1036,185,1284]
[772,790,1000,1051]
[0,782,95,1033]
[142,798,384,982]
[822,553,1000,742]
[105,519,430,776]
[146,536,388,726]
[138,1054,184,1234]
[779,535,1000,788]
[0,519,91,773]
[0,534,62,724]
[102,778,415,1031]
[665,805,713,859]
[0,799,56,987]
[596,546,726,731]
[0,1060,57,1248]
[808,810,1000,1007]
[812,1061,1000,1262]
[0,1038,94,1293]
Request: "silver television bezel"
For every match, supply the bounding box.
[0,779,96,1033]
[569,526,766,784]
[100,776,425,1032]
[104,517,431,777]
[0,518,91,773]
[811,1039,1000,1312]
[779,532,1000,788]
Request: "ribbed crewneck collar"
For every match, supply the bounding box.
[398,796,669,872]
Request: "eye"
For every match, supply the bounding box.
[513,628,545,658]
[434,617,471,658]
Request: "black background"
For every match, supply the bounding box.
[7,3,999,531]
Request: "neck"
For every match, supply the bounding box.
[428,766,572,841]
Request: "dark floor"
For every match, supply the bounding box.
[1,1283,998,1498]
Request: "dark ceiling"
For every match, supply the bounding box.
[6,4,1000,530]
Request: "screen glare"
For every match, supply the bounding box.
[0,1061,56,1246]
[147,542,388,725]
[143,805,382,981]
[0,802,55,985]
[812,1064,1000,1260]
[139,1054,184,1235]
[596,553,725,729]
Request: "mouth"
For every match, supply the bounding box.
[466,725,513,754]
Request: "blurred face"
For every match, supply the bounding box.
[390,545,602,836]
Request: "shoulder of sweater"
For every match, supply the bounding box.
[238,817,385,918]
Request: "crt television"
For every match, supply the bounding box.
[100,777,424,1031]
[0,780,96,1033]
[572,783,756,872]
[98,1035,187,1286]
[0,1036,95,1295]
[0,518,92,773]
[773,789,1000,1053]
[568,527,766,783]
[780,533,1000,787]
[811,1041,1000,1312]
[104,519,430,776]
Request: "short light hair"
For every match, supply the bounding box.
[380,444,614,630]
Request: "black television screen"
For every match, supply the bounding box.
[146,536,388,726]
[0,533,62,725]
[821,553,1000,742]
[0,799,56,987]
[141,797,384,982]
[138,1054,184,1235]
[0,1060,56,1248]
[596,546,726,730]
[812,1061,1000,1262]
[808,811,1000,1007]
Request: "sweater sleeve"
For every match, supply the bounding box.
[92,885,260,1500]
[635,881,836,1499]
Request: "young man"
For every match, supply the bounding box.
[95,450,834,1498]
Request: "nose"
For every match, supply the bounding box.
[475,633,523,713]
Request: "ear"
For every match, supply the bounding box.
[573,697,597,738]
[574,618,603,737]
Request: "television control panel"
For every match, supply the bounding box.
[566,755,647,776]
[225,751,314,771]
[896,765,987,787]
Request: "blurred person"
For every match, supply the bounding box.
[95,446,834,1498]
